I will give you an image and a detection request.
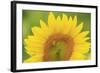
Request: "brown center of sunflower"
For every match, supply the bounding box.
[43,33,74,61]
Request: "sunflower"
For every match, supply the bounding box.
[24,12,90,63]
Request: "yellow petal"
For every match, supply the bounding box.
[32,26,48,39]
[68,16,73,26]
[40,20,51,38]
[74,37,90,43]
[75,31,89,39]
[62,14,68,25]
[56,16,63,33]
[24,37,43,49]
[48,12,56,33]
[67,16,73,32]
[24,54,43,63]
[40,19,47,29]
[32,27,41,35]
[27,35,44,43]
[73,16,77,28]
[70,22,83,37]
[62,14,70,34]
[73,42,90,54]
[24,36,43,45]
[70,16,77,31]
[74,31,90,43]
[70,52,85,60]
[25,47,44,56]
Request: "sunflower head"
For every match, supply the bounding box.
[24,12,90,63]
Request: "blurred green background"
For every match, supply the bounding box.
[22,10,91,62]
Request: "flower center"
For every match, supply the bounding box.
[43,33,74,61]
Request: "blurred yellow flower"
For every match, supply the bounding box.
[24,12,90,63]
